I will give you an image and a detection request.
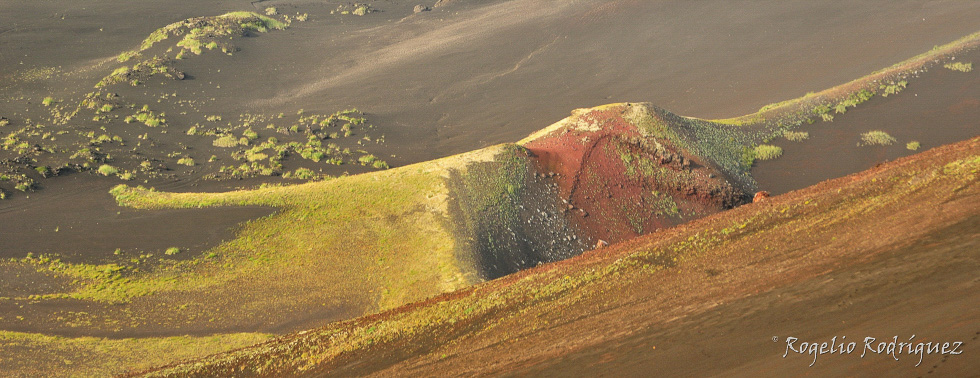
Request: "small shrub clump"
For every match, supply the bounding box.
[213,135,240,148]
[353,5,372,16]
[358,154,378,165]
[292,167,316,180]
[943,62,973,72]
[783,131,809,142]
[98,164,119,176]
[753,144,783,161]
[860,130,897,146]
[906,141,921,151]
[35,166,52,177]
[879,80,907,97]
[242,128,259,141]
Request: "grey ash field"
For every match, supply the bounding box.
[1,0,979,376]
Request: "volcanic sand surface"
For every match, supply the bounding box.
[752,47,980,195]
[2,0,980,261]
[233,0,980,164]
[1,1,979,375]
[136,136,980,377]
[7,0,980,167]
[0,174,275,262]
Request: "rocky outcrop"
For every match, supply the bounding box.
[516,103,754,245]
[446,103,755,279]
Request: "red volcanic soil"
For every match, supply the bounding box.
[1,1,979,374]
[522,215,980,376]
[138,136,980,378]
[2,0,979,265]
[524,104,746,244]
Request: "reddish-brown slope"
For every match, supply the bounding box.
[138,138,979,377]
[523,103,749,244]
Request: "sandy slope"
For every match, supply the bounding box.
[137,136,980,376]
[5,0,980,165]
[0,1,978,375]
[237,0,980,163]
[524,216,980,376]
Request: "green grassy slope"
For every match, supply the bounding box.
[3,23,978,377]
[141,136,980,376]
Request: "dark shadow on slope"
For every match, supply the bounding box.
[445,145,587,280]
